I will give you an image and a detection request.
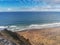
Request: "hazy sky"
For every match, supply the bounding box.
[0,0,60,11]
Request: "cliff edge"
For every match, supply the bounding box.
[0,29,31,45]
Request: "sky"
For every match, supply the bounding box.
[0,0,60,11]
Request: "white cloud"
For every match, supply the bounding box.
[0,5,60,12]
[0,0,60,11]
[7,8,12,11]
[44,0,60,4]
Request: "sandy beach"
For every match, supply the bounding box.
[17,27,60,45]
[0,26,60,45]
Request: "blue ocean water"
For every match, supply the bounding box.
[0,12,60,31]
[0,12,60,26]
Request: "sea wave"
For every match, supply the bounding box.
[0,22,60,32]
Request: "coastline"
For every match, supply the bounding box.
[0,23,60,45]
[0,22,60,32]
[17,27,60,45]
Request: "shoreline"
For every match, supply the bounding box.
[0,24,60,45]
[17,26,60,32]
[0,22,60,32]
[17,26,60,45]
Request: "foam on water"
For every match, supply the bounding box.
[0,22,60,32]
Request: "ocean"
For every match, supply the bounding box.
[0,12,60,31]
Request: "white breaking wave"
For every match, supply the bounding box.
[0,22,60,32]
[29,23,60,29]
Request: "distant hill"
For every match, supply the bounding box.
[0,29,31,45]
[17,28,60,45]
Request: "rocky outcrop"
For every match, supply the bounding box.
[0,37,16,45]
[0,29,31,45]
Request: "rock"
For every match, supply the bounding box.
[0,37,16,45]
[0,29,31,45]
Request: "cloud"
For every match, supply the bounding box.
[44,0,60,4]
[0,5,60,12]
[32,0,60,5]
[0,0,60,11]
